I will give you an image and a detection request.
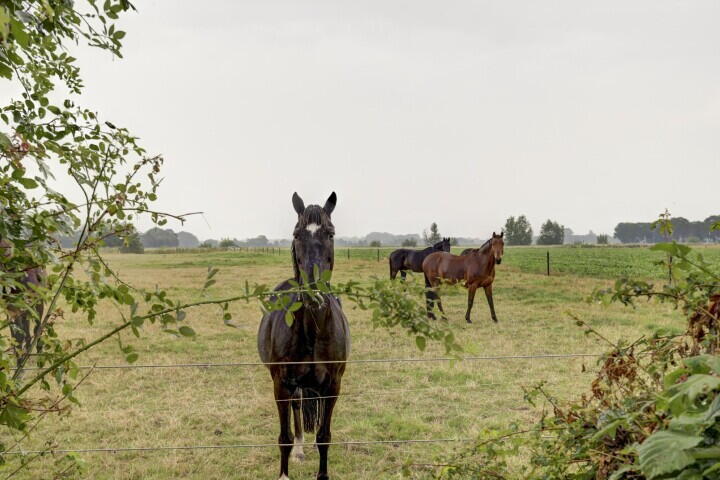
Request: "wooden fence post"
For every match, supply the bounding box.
[546,251,550,276]
[347,248,350,260]
[377,249,380,262]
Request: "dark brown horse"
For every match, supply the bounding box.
[257,192,350,480]
[1,238,45,362]
[388,238,451,280]
[422,232,504,323]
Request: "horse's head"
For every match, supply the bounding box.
[433,238,451,252]
[291,191,336,286]
[490,231,504,264]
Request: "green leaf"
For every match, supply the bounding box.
[125,352,139,363]
[684,355,720,375]
[663,374,720,415]
[10,19,30,48]
[284,310,294,327]
[18,177,38,189]
[637,430,703,479]
[178,326,195,337]
[591,418,625,442]
[415,336,426,351]
[608,464,637,480]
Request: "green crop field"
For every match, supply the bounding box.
[10,245,709,479]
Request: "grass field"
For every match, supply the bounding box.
[9,246,703,479]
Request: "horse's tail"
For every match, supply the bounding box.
[301,388,323,433]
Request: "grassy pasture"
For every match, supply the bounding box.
[8,246,702,479]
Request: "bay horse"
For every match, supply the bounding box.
[1,238,45,363]
[422,232,504,323]
[257,191,350,480]
[388,238,451,280]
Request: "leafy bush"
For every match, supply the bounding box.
[402,238,418,247]
[370,240,382,248]
[598,234,610,244]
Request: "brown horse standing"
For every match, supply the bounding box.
[422,232,504,323]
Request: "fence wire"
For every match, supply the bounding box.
[18,352,600,371]
[3,438,477,455]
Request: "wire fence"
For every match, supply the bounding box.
[4,438,478,455]
[5,351,600,461]
[17,352,601,371]
[141,244,696,281]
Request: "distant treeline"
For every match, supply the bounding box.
[614,215,720,243]
[58,228,201,249]
[58,228,486,250]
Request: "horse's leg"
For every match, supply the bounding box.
[424,276,437,320]
[291,394,305,461]
[434,287,447,320]
[429,279,446,320]
[484,284,498,323]
[400,270,407,281]
[465,284,477,324]
[316,382,341,480]
[33,302,44,353]
[389,261,397,280]
[274,379,294,480]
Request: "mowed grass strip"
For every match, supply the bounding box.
[8,249,686,479]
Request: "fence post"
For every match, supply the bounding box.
[546,251,550,276]
[347,248,350,260]
[377,249,380,262]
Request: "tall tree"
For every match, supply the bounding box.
[504,215,533,245]
[537,220,565,245]
[423,222,442,245]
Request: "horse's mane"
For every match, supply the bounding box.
[478,238,492,252]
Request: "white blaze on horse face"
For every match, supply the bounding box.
[306,223,321,236]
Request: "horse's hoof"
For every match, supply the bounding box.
[278,475,290,480]
[316,475,329,480]
[465,318,472,324]
[291,446,305,462]
[492,318,498,323]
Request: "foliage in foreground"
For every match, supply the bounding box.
[0,2,454,477]
[422,237,720,479]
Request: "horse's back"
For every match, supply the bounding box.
[423,251,467,281]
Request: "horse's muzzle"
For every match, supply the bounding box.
[496,258,502,265]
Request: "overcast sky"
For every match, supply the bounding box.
[7,1,720,240]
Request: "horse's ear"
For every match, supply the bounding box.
[500,231,504,238]
[323,191,337,216]
[493,231,497,237]
[292,192,305,215]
